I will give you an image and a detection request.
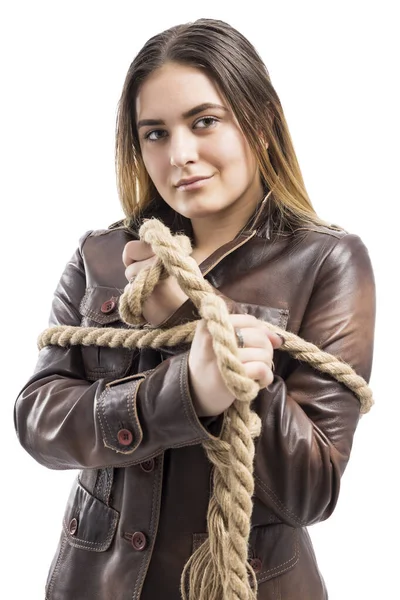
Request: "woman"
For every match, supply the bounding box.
[14,18,375,600]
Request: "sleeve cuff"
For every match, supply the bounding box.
[96,353,226,458]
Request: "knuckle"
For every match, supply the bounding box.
[258,363,269,379]
[125,264,137,281]
[265,369,274,386]
[123,241,138,264]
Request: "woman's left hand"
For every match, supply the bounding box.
[122,239,201,327]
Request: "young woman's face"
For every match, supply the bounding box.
[135,62,264,225]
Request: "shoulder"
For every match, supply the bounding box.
[78,220,138,252]
[266,223,374,289]
[291,223,371,265]
[74,221,139,288]
[291,226,374,294]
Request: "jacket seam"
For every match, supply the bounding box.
[131,454,164,600]
[97,380,143,454]
[62,511,118,551]
[257,529,300,583]
[254,473,304,526]
[45,534,68,599]
[310,233,351,289]
[79,230,95,253]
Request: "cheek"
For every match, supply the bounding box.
[211,130,256,176]
[142,150,167,184]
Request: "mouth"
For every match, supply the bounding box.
[175,175,213,191]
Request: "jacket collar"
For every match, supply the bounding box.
[133,191,275,276]
[200,230,258,275]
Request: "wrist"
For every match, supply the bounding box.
[187,363,233,418]
[187,369,208,417]
[143,277,189,327]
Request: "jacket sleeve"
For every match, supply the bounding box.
[252,233,376,527]
[13,233,224,471]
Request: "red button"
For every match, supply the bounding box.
[68,518,78,536]
[131,531,147,551]
[117,429,133,445]
[140,459,155,473]
[101,299,116,314]
[249,557,262,573]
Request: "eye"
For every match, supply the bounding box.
[142,116,219,143]
[194,116,219,129]
[143,129,167,142]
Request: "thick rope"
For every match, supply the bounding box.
[37,218,374,599]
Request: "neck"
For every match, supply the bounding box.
[191,187,267,252]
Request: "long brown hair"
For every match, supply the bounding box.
[114,18,341,235]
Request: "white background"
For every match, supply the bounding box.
[1,1,398,598]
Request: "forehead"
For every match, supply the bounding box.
[135,63,225,119]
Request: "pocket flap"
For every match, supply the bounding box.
[79,286,124,325]
[62,479,119,551]
[192,523,298,584]
[234,302,289,330]
[249,523,299,583]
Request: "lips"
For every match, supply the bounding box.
[175,175,211,187]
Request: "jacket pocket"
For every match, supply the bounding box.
[233,301,289,331]
[192,523,298,585]
[46,478,120,599]
[62,477,119,551]
[79,286,138,381]
[234,302,289,375]
[248,523,299,584]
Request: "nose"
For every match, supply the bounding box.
[169,129,198,167]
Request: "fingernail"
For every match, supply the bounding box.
[276,333,285,347]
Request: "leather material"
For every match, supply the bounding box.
[14,211,375,599]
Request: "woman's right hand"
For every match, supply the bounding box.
[188,314,284,417]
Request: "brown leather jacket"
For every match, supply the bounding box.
[14,205,376,600]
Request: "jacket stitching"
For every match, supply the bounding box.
[128,379,144,449]
[191,529,300,583]
[257,529,300,582]
[132,454,164,600]
[131,460,157,599]
[98,381,144,455]
[254,474,304,526]
[45,535,67,599]
[104,467,113,505]
[278,309,290,330]
[62,513,118,550]
[84,344,133,380]
[98,387,115,445]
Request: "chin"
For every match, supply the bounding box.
[175,195,230,219]
[178,205,223,220]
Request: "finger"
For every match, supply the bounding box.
[237,347,274,367]
[229,314,284,349]
[124,255,158,282]
[264,329,285,349]
[229,314,259,328]
[242,361,274,389]
[122,240,154,267]
[235,328,274,351]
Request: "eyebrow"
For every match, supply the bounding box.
[137,103,229,129]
